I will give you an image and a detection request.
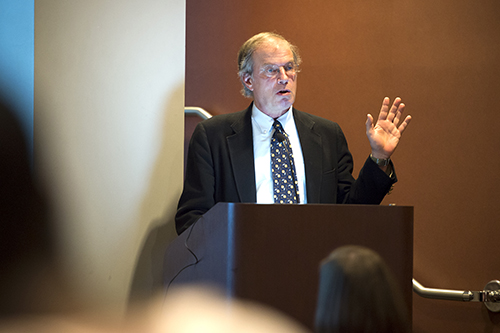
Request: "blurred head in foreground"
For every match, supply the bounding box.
[0,98,61,317]
[314,245,410,333]
[143,285,311,333]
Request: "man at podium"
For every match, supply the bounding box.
[175,32,411,235]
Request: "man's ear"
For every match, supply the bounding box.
[242,74,253,91]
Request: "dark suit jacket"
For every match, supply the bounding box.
[175,104,396,234]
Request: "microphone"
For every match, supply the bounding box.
[274,131,286,142]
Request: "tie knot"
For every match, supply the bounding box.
[272,120,287,142]
[273,120,283,131]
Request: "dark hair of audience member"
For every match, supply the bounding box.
[314,245,410,333]
[0,98,58,317]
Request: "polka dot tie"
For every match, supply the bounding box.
[271,120,299,204]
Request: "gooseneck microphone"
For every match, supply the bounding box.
[274,131,286,142]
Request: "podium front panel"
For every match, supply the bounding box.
[164,203,413,329]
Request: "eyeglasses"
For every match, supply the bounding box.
[259,62,299,79]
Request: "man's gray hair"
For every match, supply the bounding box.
[237,32,302,98]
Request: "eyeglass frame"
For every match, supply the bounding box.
[258,61,301,79]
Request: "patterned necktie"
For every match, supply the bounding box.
[271,120,299,204]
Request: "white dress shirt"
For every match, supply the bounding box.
[251,104,307,204]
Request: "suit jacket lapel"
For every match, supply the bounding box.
[293,108,323,203]
[227,106,256,202]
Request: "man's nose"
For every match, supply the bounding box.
[277,67,289,84]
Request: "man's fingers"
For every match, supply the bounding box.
[393,102,405,125]
[397,115,412,134]
[366,114,374,133]
[378,97,390,121]
[387,97,402,122]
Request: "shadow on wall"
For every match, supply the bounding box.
[127,84,184,305]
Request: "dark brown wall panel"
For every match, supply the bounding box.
[186,0,500,331]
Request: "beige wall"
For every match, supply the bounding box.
[34,0,184,313]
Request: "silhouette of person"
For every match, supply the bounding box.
[314,245,410,333]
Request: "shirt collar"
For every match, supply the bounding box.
[251,104,293,134]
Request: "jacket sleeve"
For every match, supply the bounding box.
[323,121,396,205]
[342,155,397,204]
[175,123,215,234]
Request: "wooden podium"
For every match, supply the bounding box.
[164,203,413,329]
